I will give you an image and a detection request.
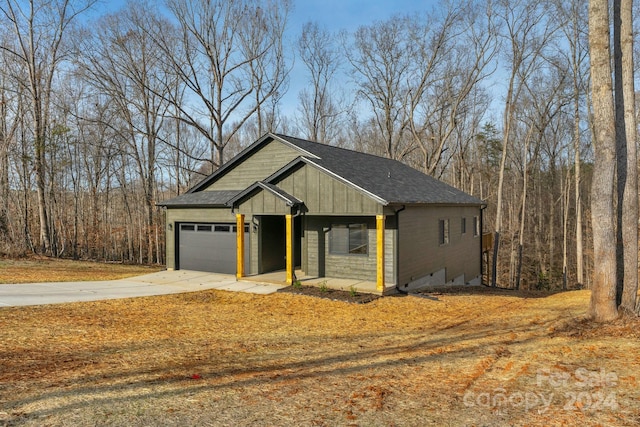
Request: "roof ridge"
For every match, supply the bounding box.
[275,133,401,164]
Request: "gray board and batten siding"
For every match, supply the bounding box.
[304,215,396,284]
[200,140,303,192]
[397,205,482,288]
[159,133,485,288]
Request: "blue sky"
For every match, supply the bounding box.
[289,0,437,32]
[284,0,441,116]
[94,0,445,118]
[97,0,440,34]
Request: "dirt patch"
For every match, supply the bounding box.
[414,284,569,298]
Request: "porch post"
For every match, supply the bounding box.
[285,214,293,285]
[376,214,385,292]
[236,213,245,279]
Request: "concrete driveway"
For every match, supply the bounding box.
[0,270,286,307]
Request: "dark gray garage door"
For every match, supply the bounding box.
[178,223,250,274]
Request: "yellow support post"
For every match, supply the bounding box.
[236,214,245,279]
[285,214,293,285]
[376,214,385,293]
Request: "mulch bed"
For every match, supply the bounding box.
[278,283,568,304]
[277,284,381,303]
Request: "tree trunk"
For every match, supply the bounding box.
[574,96,584,286]
[492,94,512,288]
[491,231,500,287]
[34,127,52,254]
[617,0,639,314]
[0,87,12,244]
[562,169,571,291]
[515,125,534,290]
[588,0,619,322]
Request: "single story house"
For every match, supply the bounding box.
[158,133,486,294]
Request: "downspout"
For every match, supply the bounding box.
[393,205,407,294]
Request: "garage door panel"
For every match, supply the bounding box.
[178,223,249,274]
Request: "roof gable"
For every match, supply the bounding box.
[187,134,310,193]
[274,134,484,206]
[228,181,302,207]
[228,181,303,215]
[265,157,388,206]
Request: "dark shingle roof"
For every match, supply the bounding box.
[273,134,484,205]
[157,190,240,207]
[160,133,485,208]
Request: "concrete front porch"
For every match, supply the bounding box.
[244,270,397,296]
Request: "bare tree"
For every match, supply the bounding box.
[345,15,419,160]
[408,1,498,177]
[515,66,568,290]
[0,51,20,247]
[155,0,291,169]
[615,0,638,315]
[588,0,619,321]
[491,0,557,287]
[553,0,589,288]
[0,0,96,255]
[446,84,492,195]
[78,2,176,263]
[246,4,289,138]
[296,22,344,143]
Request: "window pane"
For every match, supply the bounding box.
[349,224,368,254]
[330,225,349,254]
[198,225,212,232]
[439,219,449,245]
[444,219,449,244]
[214,225,231,232]
[461,217,466,234]
[330,223,368,255]
[181,224,195,231]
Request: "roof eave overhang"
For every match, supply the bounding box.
[158,203,229,209]
[387,201,486,208]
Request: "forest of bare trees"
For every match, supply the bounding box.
[0,0,637,309]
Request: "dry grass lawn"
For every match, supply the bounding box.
[0,264,639,426]
[0,258,163,284]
